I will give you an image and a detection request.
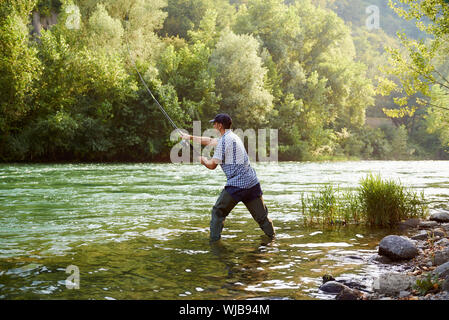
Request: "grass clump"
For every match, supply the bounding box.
[359,174,428,227]
[301,184,340,226]
[301,185,364,227]
[301,174,428,227]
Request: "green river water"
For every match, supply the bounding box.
[1,161,448,300]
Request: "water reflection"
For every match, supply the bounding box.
[209,237,274,294]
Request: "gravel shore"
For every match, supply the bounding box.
[318,210,449,300]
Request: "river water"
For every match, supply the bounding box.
[0,161,448,299]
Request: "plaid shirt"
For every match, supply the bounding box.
[212,130,259,189]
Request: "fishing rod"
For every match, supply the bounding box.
[125,41,201,157]
[126,44,180,133]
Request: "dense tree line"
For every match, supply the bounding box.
[0,0,447,162]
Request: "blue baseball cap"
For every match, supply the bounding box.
[209,113,232,128]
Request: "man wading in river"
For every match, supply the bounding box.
[181,113,275,242]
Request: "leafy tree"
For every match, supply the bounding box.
[27,25,136,160]
[37,0,61,16]
[425,85,449,151]
[234,0,374,158]
[0,0,41,157]
[233,0,302,64]
[1,0,444,162]
[187,9,220,48]
[160,0,234,39]
[157,42,219,126]
[87,3,124,52]
[379,0,449,153]
[121,0,168,63]
[210,29,274,128]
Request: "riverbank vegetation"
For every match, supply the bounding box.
[301,174,428,227]
[0,0,448,162]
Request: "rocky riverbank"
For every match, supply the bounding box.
[318,209,449,300]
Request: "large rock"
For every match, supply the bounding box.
[319,281,347,294]
[378,235,419,261]
[430,210,449,223]
[433,247,449,266]
[373,273,416,296]
[433,261,449,279]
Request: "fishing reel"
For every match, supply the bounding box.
[180,137,202,158]
[180,139,190,148]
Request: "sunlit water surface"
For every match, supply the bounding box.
[0,161,448,299]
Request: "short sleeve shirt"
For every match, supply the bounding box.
[212,130,259,189]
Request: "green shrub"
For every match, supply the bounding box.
[300,174,428,227]
[359,174,427,227]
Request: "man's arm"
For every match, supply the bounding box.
[181,133,218,147]
[199,156,220,170]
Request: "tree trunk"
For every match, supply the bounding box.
[31,11,41,36]
[30,10,59,37]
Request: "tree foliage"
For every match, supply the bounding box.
[210,29,274,128]
[0,0,444,161]
[0,0,41,138]
[379,0,449,154]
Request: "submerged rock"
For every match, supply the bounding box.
[6,263,43,275]
[378,235,418,261]
[398,218,421,230]
[430,210,449,223]
[370,254,392,264]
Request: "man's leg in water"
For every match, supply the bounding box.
[244,196,275,238]
[210,189,238,242]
